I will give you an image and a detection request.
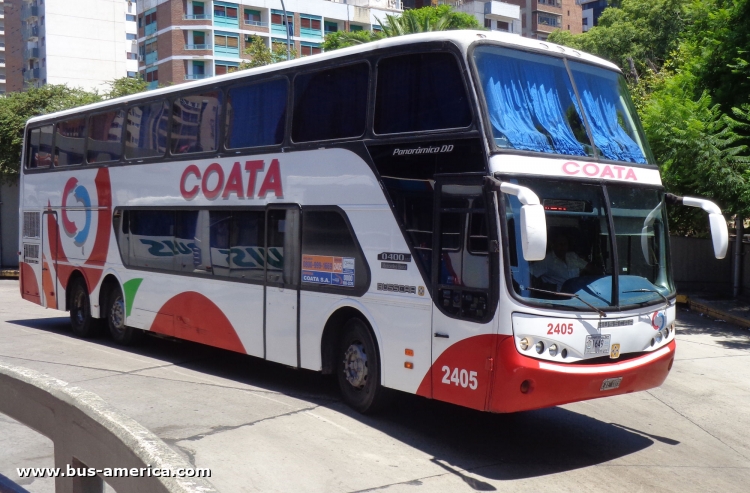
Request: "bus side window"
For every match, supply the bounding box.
[88,110,125,163]
[127,210,176,270]
[125,100,169,159]
[266,209,300,286]
[229,210,265,281]
[171,90,223,155]
[301,209,367,292]
[292,63,369,143]
[55,118,87,166]
[374,52,472,134]
[226,79,287,149]
[26,128,42,169]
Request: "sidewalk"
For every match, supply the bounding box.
[683,295,750,329]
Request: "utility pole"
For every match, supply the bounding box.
[280,0,291,61]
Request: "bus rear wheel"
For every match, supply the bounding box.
[69,278,99,338]
[106,285,142,345]
[336,318,390,414]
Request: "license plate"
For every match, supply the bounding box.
[585,334,611,355]
[601,377,623,391]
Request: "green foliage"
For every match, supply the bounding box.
[105,77,149,99]
[239,35,297,69]
[548,0,690,76]
[322,5,481,51]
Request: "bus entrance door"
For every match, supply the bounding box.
[430,176,498,411]
[264,206,301,367]
[40,210,60,309]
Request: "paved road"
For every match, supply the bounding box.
[1,278,748,493]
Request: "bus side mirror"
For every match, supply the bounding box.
[668,195,728,259]
[484,177,547,261]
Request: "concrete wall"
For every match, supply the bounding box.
[0,180,19,268]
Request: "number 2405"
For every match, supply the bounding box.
[441,366,478,390]
[548,323,574,335]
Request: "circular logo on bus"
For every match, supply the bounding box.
[61,177,92,247]
[651,310,667,331]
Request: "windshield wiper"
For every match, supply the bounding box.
[527,287,608,318]
[623,288,670,306]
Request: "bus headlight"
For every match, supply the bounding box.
[655,332,663,343]
[535,341,545,354]
[520,338,530,351]
[548,344,558,357]
[662,328,669,340]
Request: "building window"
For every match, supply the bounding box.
[537,13,561,28]
[214,32,239,55]
[583,18,588,26]
[497,21,509,31]
[350,24,363,32]
[300,43,321,57]
[484,18,491,29]
[127,52,138,60]
[271,10,293,36]
[215,62,239,75]
[300,14,322,38]
[145,39,158,64]
[214,3,239,27]
[126,14,136,22]
[144,8,157,36]
[244,9,262,26]
[126,33,136,40]
[537,0,561,6]
[324,21,338,34]
[127,71,137,78]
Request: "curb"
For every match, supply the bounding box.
[680,295,750,329]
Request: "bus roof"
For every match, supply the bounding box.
[26,30,620,125]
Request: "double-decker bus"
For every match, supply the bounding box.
[18,31,728,414]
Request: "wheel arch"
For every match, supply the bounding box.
[320,303,383,377]
[65,270,88,312]
[98,273,123,321]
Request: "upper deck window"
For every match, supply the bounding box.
[473,46,651,164]
[87,110,125,163]
[374,52,472,134]
[226,78,287,149]
[125,100,169,160]
[26,125,54,169]
[55,118,87,166]
[171,90,222,155]
[292,63,369,143]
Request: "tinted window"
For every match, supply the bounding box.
[55,118,86,166]
[174,210,201,273]
[292,63,369,142]
[26,126,53,169]
[128,210,175,270]
[301,210,366,291]
[375,53,472,134]
[125,100,169,159]
[230,210,265,281]
[267,208,300,285]
[226,79,287,148]
[88,110,125,163]
[171,90,223,154]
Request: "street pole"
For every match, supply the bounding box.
[280,0,291,61]
[734,216,743,298]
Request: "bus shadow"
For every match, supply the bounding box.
[5,317,667,484]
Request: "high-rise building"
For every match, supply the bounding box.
[436,1,521,35]
[504,0,581,39]
[7,0,139,92]
[578,0,607,32]
[135,0,405,88]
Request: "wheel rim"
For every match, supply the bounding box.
[110,295,125,333]
[72,290,86,325]
[343,342,368,389]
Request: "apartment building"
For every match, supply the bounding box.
[578,0,606,32]
[6,0,139,92]
[504,0,581,39]
[0,1,5,94]
[136,0,404,88]
[440,1,521,34]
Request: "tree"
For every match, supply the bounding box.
[105,77,149,99]
[322,5,481,51]
[240,35,297,69]
[0,85,104,181]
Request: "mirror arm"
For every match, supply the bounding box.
[484,176,541,206]
[666,193,722,215]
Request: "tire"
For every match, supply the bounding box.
[69,277,99,338]
[106,284,142,345]
[337,318,391,414]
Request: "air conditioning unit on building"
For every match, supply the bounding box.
[138,55,143,62]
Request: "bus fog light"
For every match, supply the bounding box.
[650,338,655,347]
[535,341,545,354]
[548,344,558,357]
[520,338,530,351]
[662,328,669,340]
[561,348,568,359]
[655,332,663,343]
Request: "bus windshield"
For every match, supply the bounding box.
[504,178,674,310]
[473,45,652,164]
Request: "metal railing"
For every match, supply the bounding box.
[185,74,209,80]
[0,363,218,493]
[185,44,211,50]
[184,14,211,20]
[24,47,39,59]
[23,67,41,81]
[244,20,268,27]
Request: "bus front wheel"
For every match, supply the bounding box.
[106,285,142,345]
[69,278,99,338]
[337,318,390,414]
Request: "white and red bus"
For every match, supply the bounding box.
[18,31,728,413]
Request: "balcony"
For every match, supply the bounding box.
[185,44,211,50]
[144,22,157,36]
[536,0,562,8]
[145,52,158,64]
[327,0,402,10]
[22,5,39,19]
[24,25,40,40]
[24,47,39,60]
[244,20,268,27]
[185,74,209,80]
[184,14,211,20]
[23,67,41,81]
[485,1,521,21]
